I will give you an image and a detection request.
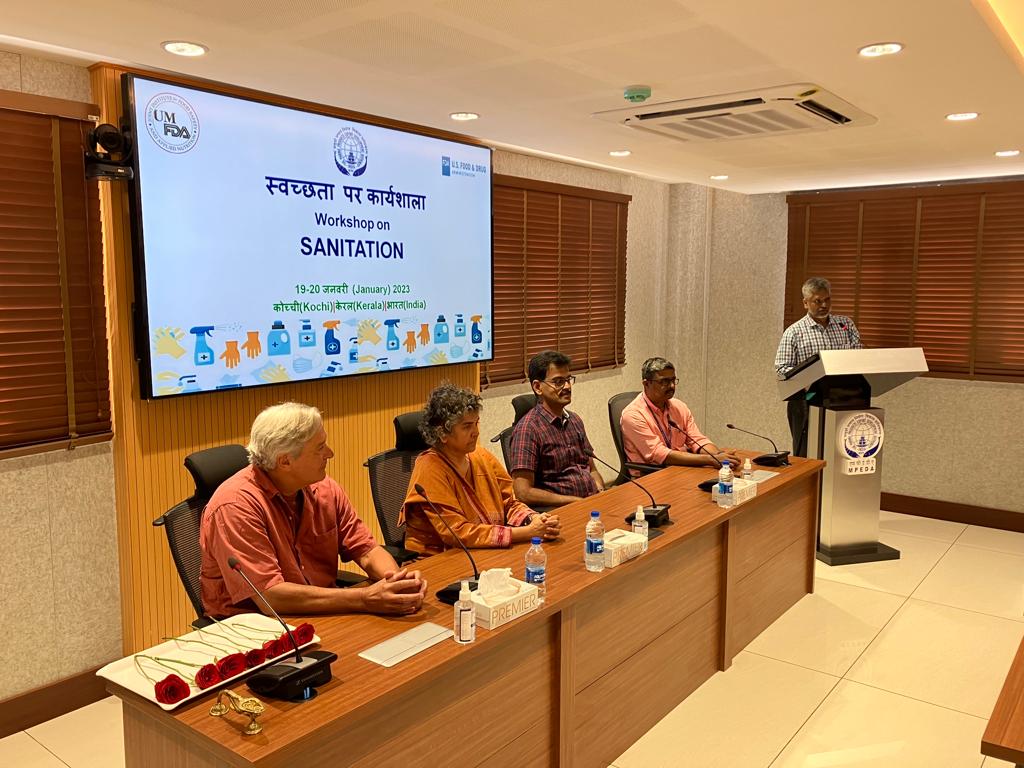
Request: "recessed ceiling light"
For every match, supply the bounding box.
[162,41,208,57]
[709,175,729,181]
[945,112,979,121]
[449,112,479,121]
[995,149,1020,157]
[608,150,631,157]
[858,42,903,58]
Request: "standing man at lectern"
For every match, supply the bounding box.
[774,277,862,457]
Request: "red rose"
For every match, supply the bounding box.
[244,648,267,668]
[216,653,247,679]
[154,674,191,705]
[194,663,221,690]
[293,622,315,646]
[273,637,294,658]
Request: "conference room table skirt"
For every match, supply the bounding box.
[110,457,823,768]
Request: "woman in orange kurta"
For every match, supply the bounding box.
[401,383,561,556]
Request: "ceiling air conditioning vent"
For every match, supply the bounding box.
[593,83,874,143]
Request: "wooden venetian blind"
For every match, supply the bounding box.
[786,180,1024,382]
[484,175,629,387]
[0,106,111,450]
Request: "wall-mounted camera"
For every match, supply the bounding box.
[85,123,134,181]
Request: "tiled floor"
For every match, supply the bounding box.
[613,514,1024,768]
[2,513,1022,768]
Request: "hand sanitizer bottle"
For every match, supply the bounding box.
[632,505,648,552]
[454,580,475,644]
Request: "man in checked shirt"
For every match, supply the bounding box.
[774,277,863,457]
[508,350,606,508]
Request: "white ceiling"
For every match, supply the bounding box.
[3,0,1024,193]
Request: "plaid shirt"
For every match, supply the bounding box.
[774,314,862,377]
[508,404,599,498]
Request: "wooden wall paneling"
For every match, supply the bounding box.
[476,717,553,768]
[572,599,720,767]
[89,63,480,653]
[572,529,720,691]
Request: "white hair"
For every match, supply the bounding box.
[247,402,323,471]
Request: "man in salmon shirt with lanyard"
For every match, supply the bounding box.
[619,357,740,472]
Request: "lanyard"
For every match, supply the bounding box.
[645,401,674,447]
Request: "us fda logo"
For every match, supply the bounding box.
[836,412,884,475]
[144,93,199,154]
[334,127,367,176]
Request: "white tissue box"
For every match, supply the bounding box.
[471,579,540,630]
[603,528,647,568]
[710,477,758,506]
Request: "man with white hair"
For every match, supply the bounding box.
[774,277,862,457]
[200,402,426,617]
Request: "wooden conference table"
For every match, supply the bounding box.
[983,636,1024,767]
[109,454,823,768]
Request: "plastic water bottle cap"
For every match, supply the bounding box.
[722,460,730,466]
[531,536,541,545]
[590,510,600,518]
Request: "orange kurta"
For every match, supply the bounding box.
[400,447,534,556]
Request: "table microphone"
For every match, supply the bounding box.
[583,447,671,527]
[413,483,480,605]
[725,423,790,466]
[227,556,337,701]
[694,443,723,492]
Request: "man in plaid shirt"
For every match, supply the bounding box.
[508,350,606,508]
[775,277,862,456]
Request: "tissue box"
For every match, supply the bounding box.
[471,579,540,630]
[603,528,647,568]
[710,477,758,506]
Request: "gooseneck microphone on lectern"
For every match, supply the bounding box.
[725,423,791,466]
[413,483,480,605]
[227,556,337,701]
[584,448,672,527]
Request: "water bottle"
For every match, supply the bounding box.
[525,537,547,603]
[632,505,649,552]
[453,580,475,644]
[742,458,753,481]
[584,510,605,572]
[717,460,734,509]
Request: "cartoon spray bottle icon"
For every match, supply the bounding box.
[189,325,215,366]
[470,315,483,344]
[323,320,341,356]
[383,318,400,351]
[298,319,316,348]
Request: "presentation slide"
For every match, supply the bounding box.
[126,76,492,398]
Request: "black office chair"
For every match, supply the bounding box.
[153,444,250,628]
[608,391,662,485]
[363,410,427,565]
[490,392,538,469]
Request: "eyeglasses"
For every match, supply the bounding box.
[807,296,831,306]
[542,375,576,389]
[649,376,678,387]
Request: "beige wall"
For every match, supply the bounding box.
[0,50,120,701]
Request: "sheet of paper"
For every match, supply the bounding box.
[750,470,779,483]
[358,622,454,667]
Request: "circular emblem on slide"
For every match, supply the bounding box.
[836,412,884,459]
[144,93,200,154]
[333,127,368,176]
